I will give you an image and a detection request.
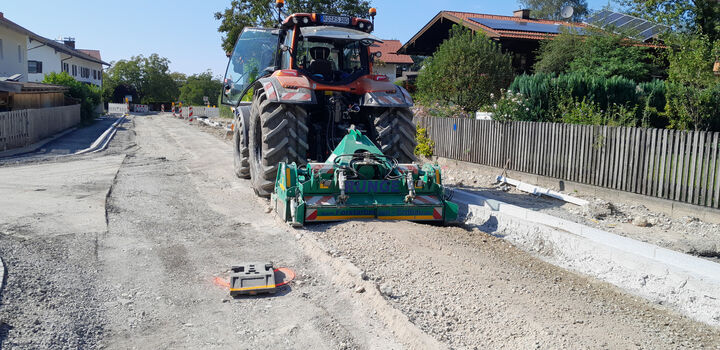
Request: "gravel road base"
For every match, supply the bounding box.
[2,114,719,349]
[188,114,720,348]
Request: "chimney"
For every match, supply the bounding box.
[513,9,531,19]
[0,12,4,19]
[62,37,76,49]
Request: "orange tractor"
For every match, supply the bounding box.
[221,4,417,197]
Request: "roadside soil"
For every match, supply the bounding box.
[438,162,720,262]
[1,113,719,349]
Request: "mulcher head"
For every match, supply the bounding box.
[272,129,458,226]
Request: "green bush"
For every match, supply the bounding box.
[664,34,720,131]
[558,97,637,127]
[509,73,642,124]
[637,80,668,128]
[666,82,720,131]
[43,72,102,122]
[417,24,514,113]
[414,128,435,157]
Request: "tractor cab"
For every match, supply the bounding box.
[222,10,382,105]
[291,26,382,85]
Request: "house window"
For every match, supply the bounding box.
[62,62,69,73]
[28,61,43,74]
[72,64,77,76]
[92,70,96,79]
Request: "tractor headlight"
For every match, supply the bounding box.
[303,17,309,24]
[359,22,364,29]
[292,17,298,24]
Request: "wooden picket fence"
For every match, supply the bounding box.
[415,116,720,209]
[0,105,80,152]
[0,110,30,151]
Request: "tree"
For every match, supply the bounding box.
[215,0,371,53]
[140,54,179,103]
[517,0,589,21]
[533,30,583,74]
[416,25,514,113]
[179,71,223,105]
[664,33,720,130]
[533,29,661,81]
[44,72,102,122]
[103,54,181,103]
[567,31,659,81]
[620,0,720,41]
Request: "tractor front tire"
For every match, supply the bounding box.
[248,93,309,197]
[233,112,250,179]
[372,107,417,163]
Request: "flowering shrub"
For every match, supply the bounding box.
[414,128,435,157]
[484,90,532,122]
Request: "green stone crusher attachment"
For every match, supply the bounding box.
[272,129,458,226]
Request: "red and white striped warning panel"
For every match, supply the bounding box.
[309,163,335,174]
[432,207,443,220]
[412,195,442,205]
[376,95,403,105]
[264,82,278,100]
[398,164,419,174]
[305,196,336,206]
[281,92,311,101]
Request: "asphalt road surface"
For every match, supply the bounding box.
[0,114,718,349]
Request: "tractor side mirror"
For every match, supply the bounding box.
[281,44,290,52]
[224,84,232,96]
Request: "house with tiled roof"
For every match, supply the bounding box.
[399,10,587,73]
[27,36,109,87]
[371,40,414,82]
[0,12,108,87]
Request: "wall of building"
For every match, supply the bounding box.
[64,55,103,86]
[0,26,28,81]
[26,43,61,83]
[26,43,103,86]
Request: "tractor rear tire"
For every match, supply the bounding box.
[248,92,309,197]
[233,111,250,179]
[372,107,417,163]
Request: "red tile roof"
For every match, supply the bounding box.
[371,40,414,64]
[77,49,102,61]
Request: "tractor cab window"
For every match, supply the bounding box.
[222,28,277,106]
[281,28,294,69]
[294,26,382,84]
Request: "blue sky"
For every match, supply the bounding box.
[2,0,612,77]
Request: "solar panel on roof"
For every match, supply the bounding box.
[603,13,625,24]
[613,16,633,27]
[470,17,583,35]
[623,18,645,30]
[587,10,612,23]
[586,9,668,42]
